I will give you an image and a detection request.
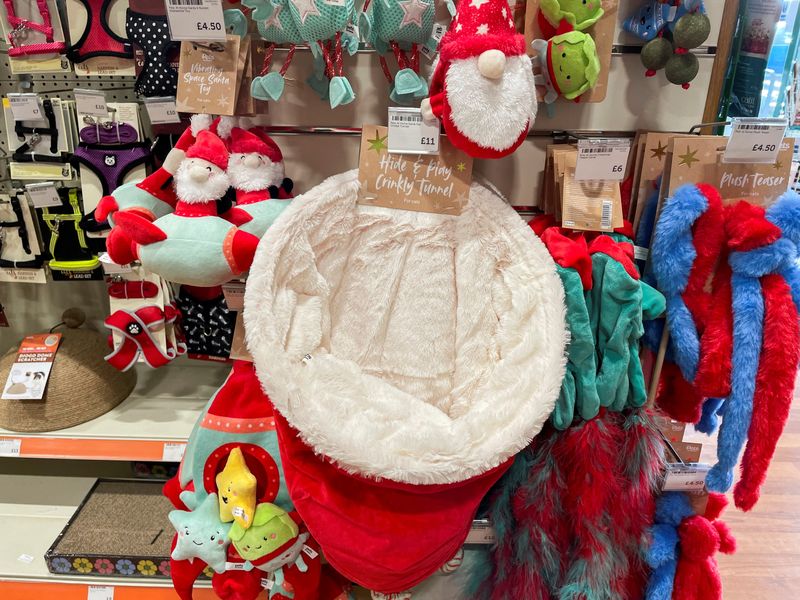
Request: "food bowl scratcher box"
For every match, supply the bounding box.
[524,0,618,102]
[45,480,210,580]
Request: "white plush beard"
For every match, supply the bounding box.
[175,159,231,203]
[227,155,285,192]
[445,55,537,152]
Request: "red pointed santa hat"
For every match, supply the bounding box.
[229,127,283,164]
[439,0,525,62]
[185,130,229,171]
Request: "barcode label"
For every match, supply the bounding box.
[169,0,202,4]
[390,114,422,123]
[724,118,787,164]
[600,200,612,230]
[738,124,769,132]
[580,147,613,155]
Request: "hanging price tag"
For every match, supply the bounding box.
[575,138,631,181]
[74,89,108,118]
[144,97,181,124]
[25,183,61,209]
[88,586,114,600]
[7,93,42,121]
[723,118,788,164]
[465,519,496,544]
[166,0,226,42]
[162,442,187,462]
[662,463,710,492]
[0,438,21,457]
[387,107,440,155]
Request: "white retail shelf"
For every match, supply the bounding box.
[0,362,229,461]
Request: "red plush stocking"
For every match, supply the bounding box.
[213,566,264,600]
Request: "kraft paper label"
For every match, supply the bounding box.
[357,125,472,216]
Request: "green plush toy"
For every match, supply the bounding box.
[229,503,299,562]
[540,0,604,32]
[531,31,601,104]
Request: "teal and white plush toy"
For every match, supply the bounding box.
[360,0,443,104]
[246,0,307,102]
[286,0,361,107]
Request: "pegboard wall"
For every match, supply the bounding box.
[0,56,139,187]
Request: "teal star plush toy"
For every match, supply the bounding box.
[169,493,232,573]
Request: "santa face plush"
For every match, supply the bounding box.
[227,151,285,193]
[443,51,536,155]
[175,156,231,203]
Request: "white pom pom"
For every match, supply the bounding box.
[190,113,213,137]
[478,49,507,79]
[216,116,237,141]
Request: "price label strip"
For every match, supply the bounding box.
[7,93,42,121]
[662,462,711,492]
[87,586,114,600]
[0,438,21,457]
[724,118,787,164]
[166,0,226,42]
[74,89,108,119]
[387,107,440,155]
[162,442,187,462]
[25,183,61,209]
[575,138,631,182]
[144,97,181,124]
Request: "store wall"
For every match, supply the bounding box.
[0,0,723,348]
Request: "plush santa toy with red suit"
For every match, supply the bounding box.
[420,0,537,159]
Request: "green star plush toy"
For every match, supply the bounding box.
[169,493,232,573]
[540,0,604,35]
[531,31,601,104]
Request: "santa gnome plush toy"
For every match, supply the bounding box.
[421,0,537,159]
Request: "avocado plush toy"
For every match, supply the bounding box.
[531,30,601,104]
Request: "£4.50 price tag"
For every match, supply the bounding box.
[575,138,631,182]
[166,0,226,42]
[387,107,440,155]
[144,97,181,124]
[74,89,108,118]
[724,118,787,164]
[662,463,710,492]
[7,93,42,121]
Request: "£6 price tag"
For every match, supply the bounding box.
[144,97,181,124]
[166,0,226,42]
[387,107,440,155]
[723,118,787,164]
[575,138,631,182]
[7,93,42,121]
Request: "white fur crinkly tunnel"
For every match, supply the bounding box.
[243,170,567,593]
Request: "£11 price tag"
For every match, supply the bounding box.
[166,0,226,42]
[387,107,440,155]
[574,138,631,182]
[74,89,108,118]
[7,93,42,121]
[144,97,181,124]
[723,118,787,164]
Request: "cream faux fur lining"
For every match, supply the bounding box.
[244,170,567,485]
